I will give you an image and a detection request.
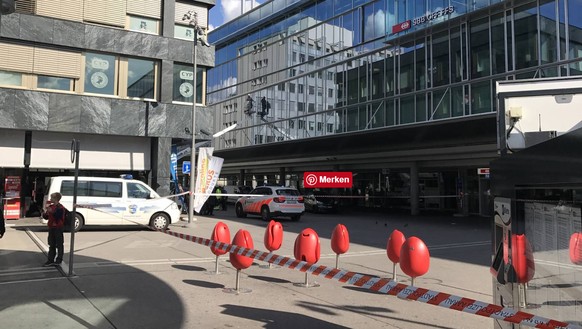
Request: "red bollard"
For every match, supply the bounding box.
[225,229,254,294]
[210,221,230,274]
[293,228,321,287]
[570,232,582,265]
[263,220,283,269]
[399,236,430,286]
[387,229,406,280]
[331,224,350,269]
[511,234,535,284]
[511,234,535,307]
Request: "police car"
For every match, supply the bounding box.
[235,185,304,221]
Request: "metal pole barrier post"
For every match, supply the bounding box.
[187,27,198,225]
[68,139,80,276]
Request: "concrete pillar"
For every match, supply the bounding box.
[410,162,420,216]
[239,169,245,186]
[162,0,175,38]
[152,137,171,197]
[461,169,469,216]
[455,168,469,216]
[279,167,286,186]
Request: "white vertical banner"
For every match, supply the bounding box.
[193,147,224,213]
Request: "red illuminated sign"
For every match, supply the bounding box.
[304,172,353,188]
[392,20,411,34]
[392,6,455,34]
[477,168,490,175]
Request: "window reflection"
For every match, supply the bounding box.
[0,70,22,86]
[38,76,72,91]
[127,58,155,99]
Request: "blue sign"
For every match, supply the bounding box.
[182,161,191,174]
[170,152,178,181]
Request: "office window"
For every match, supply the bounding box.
[308,103,315,112]
[175,25,195,40]
[0,70,23,87]
[298,120,306,129]
[328,88,333,97]
[309,121,314,131]
[289,83,296,93]
[128,16,158,34]
[298,84,304,93]
[127,58,156,99]
[298,102,305,111]
[327,123,333,133]
[173,63,204,104]
[317,122,323,131]
[37,76,73,91]
[309,86,315,95]
[84,53,116,95]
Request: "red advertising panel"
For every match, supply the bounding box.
[4,176,21,219]
[303,172,353,188]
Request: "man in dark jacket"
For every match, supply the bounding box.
[0,201,5,239]
[41,192,66,266]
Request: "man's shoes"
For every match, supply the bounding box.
[54,261,62,266]
[43,261,55,267]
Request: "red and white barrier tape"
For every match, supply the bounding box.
[158,229,581,329]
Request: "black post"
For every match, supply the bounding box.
[68,139,80,276]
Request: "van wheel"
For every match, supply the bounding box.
[261,206,270,221]
[67,213,83,232]
[150,213,169,230]
[235,203,246,218]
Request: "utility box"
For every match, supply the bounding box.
[491,77,582,328]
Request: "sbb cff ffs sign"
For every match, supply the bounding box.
[304,172,353,188]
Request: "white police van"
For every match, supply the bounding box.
[42,176,180,231]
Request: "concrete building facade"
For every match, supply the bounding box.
[0,0,215,215]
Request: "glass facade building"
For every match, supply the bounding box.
[208,0,582,215]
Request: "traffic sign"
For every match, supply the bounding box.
[182,161,191,174]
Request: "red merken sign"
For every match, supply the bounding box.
[392,20,411,34]
[304,172,353,188]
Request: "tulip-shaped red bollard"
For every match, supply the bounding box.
[210,221,230,274]
[511,234,535,307]
[399,236,430,286]
[570,232,582,265]
[331,224,349,269]
[387,229,406,280]
[293,228,321,287]
[225,229,254,294]
[263,220,283,269]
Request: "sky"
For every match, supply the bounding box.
[208,0,265,31]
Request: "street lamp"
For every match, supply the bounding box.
[182,10,210,224]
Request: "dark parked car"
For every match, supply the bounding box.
[304,190,339,213]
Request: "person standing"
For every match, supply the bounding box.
[178,183,188,214]
[219,186,228,211]
[41,192,66,266]
[0,200,5,239]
